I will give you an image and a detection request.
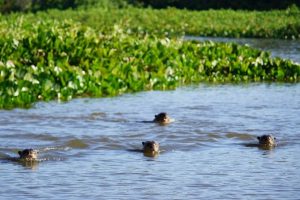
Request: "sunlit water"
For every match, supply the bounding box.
[1,38,300,199]
[1,84,299,199]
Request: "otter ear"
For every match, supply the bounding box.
[18,151,22,156]
[257,137,260,140]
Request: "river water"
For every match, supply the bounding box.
[0,38,300,199]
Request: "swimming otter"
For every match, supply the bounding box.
[142,141,160,157]
[257,135,277,149]
[18,149,38,161]
[153,112,173,124]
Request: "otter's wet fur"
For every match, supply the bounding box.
[257,135,277,149]
[18,149,38,161]
[142,141,160,157]
[128,141,160,157]
[139,112,174,125]
[153,113,173,124]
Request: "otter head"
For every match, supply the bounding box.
[18,149,38,161]
[142,141,160,155]
[154,112,172,124]
[257,135,276,148]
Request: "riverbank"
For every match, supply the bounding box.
[1,19,299,109]
[0,7,300,109]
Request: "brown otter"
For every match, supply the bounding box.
[18,149,38,161]
[142,141,160,157]
[153,112,173,124]
[139,112,174,125]
[257,135,277,149]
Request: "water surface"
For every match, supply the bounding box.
[0,83,299,199]
[1,37,300,199]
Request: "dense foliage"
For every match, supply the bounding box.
[131,0,300,11]
[0,3,299,109]
[1,0,300,13]
[0,19,299,109]
[3,6,300,40]
[0,0,127,13]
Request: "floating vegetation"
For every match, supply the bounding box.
[4,6,300,40]
[1,6,300,39]
[0,19,299,109]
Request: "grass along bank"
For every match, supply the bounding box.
[0,19,299,109]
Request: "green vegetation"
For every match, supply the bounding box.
[132,0,300,11]
[0,3,300,109]
[3,6,299,39]
[1,0,300,13]
[1,1,300,39]
[0,0,127,13]
[0,19,299,109]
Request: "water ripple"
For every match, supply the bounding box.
[0,83,299,200]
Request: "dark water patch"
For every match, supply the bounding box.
[89,136,128,150]
[65,139,89,149]
[0,133,59,141]
[88,112,107,120]
[8,160,40,170]
[180,105,214,111]
[207,132,224,139]
[0,112,85,123]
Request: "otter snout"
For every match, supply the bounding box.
[18,149,38,161]
[257,135,276,148]
[142,141,160,154]
[153,112,172,124]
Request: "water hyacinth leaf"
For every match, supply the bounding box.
[0,19,299,109]
[43,79,54,91]
[23,72,33,81]
[277,68,285,80]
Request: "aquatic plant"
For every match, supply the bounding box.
[10,6,300,39]
[0,19,299,109]
[2,5,300,39]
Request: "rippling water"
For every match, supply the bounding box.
[1,83,299,199]
[1,37,300,199]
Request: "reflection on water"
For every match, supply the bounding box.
[0,83,299,199]
[186,36,300,63]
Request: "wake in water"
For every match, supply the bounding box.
[0,145,72,169]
